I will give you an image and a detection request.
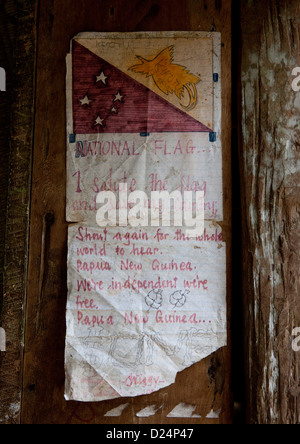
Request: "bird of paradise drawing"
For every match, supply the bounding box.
[129,45,201,112]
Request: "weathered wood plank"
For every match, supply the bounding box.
[0,0,16,321]
[22,0,232,424]
[240,0,300,424]
[0,0,38,424]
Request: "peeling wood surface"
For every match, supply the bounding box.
[21,0,232,424]
[240,0,300,424]
[0,0,37,424]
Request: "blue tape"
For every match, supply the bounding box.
[69,134,76,143]
[209,132,217,142]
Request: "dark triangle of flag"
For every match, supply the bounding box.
[72,41,211,134]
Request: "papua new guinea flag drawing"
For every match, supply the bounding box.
[72,41,211,134]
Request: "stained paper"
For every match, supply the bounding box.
[65,32,226,402]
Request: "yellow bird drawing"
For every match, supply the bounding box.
[129,45,201,112]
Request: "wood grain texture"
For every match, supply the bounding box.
[0,0,16,320]
[240,0,300,424]
[0,0,37,424]
[21,0,232,424]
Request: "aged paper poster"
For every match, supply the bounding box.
[65,32,226,402]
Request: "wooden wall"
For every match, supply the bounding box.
[3,0,300,425]
[0,0,37,424]
[240,0,300,424]
[21,0,232,424]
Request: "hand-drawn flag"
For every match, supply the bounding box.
[72,41,211,134]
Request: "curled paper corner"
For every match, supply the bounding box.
[0,328,6,352]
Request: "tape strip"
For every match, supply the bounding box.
[209,132,217,142]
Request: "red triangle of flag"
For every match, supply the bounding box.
[72,41,211,134]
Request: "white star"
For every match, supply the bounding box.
[80,94,92,106]
[96,72,108,84]
[114,91,123,102]
[111,107,117,113]
[94,115,104,126]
